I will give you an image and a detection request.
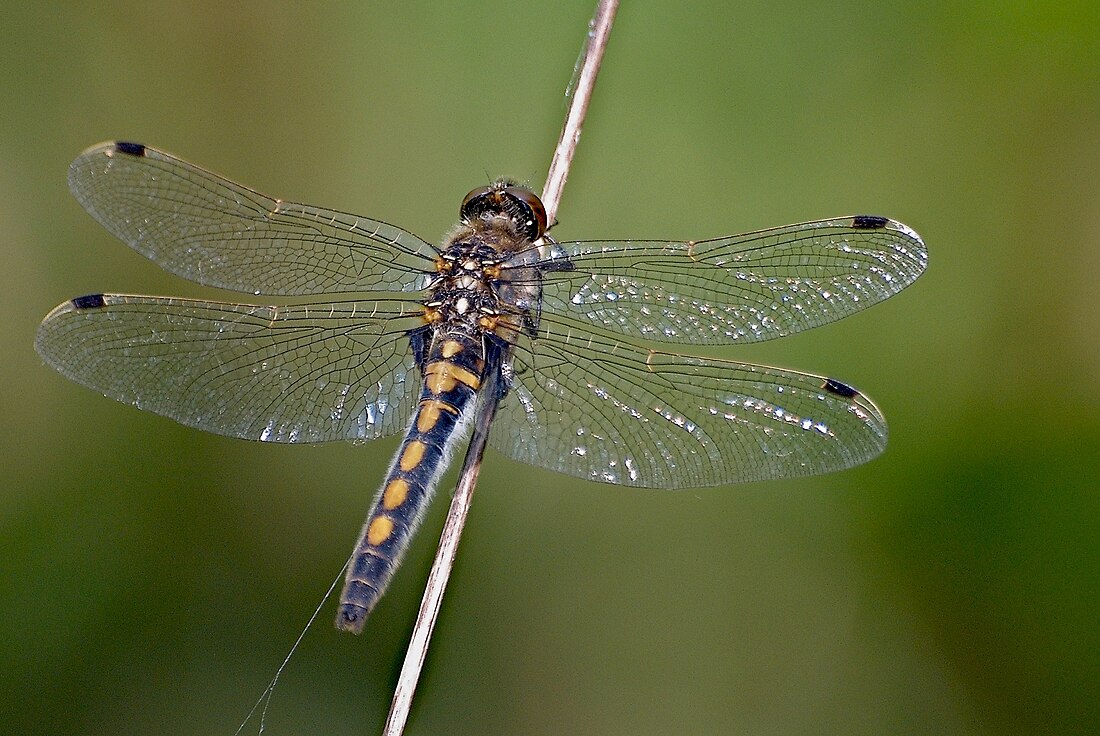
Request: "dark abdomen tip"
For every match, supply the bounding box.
[335,604,369,635]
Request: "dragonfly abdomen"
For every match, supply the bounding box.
[335,333,486,634]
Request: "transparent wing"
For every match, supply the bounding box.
[35,294,426,443]
[68,142,438,296]
[490,312,886,488]
[526,216,926,344]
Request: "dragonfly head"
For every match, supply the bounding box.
[460,180,547,241]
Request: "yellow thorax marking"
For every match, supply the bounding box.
[483,314,520,341]
[425,360,481,394]
[399,440,428,471]
[367,515,394,546]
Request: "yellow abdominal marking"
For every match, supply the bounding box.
[441,340,464,358]
[381,479,409,510]
[425,361,481,393]
[367,515,394,546]
[399,440,428,471]
[416,398,459,433]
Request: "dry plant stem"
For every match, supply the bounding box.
[382,368,503,735]
[542,0,620,227]
[381,2,619,734]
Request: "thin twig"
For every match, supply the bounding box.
[381,2,618,734]
[382,367,503,736]
[542,0,619,226]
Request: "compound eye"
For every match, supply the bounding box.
[460,186,494,220]
[503,186,547,240]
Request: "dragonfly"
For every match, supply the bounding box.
[36,141,927,633]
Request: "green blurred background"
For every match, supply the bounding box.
[3,1,1097,734]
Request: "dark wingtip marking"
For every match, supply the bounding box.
[823,378,859,398]
[71,293,107,310]
[115,141,146,157]
[852,215,889,230]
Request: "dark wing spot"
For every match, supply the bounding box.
[538,256,576,274]
[71,293,107,310]
[114,141,147,157]
[823,377,858,398]
[852,215,889,230]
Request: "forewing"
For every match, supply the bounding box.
[68,142,438,296]
[490,313,887,488]
[532,216,926,344]
[35,294,425,443]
